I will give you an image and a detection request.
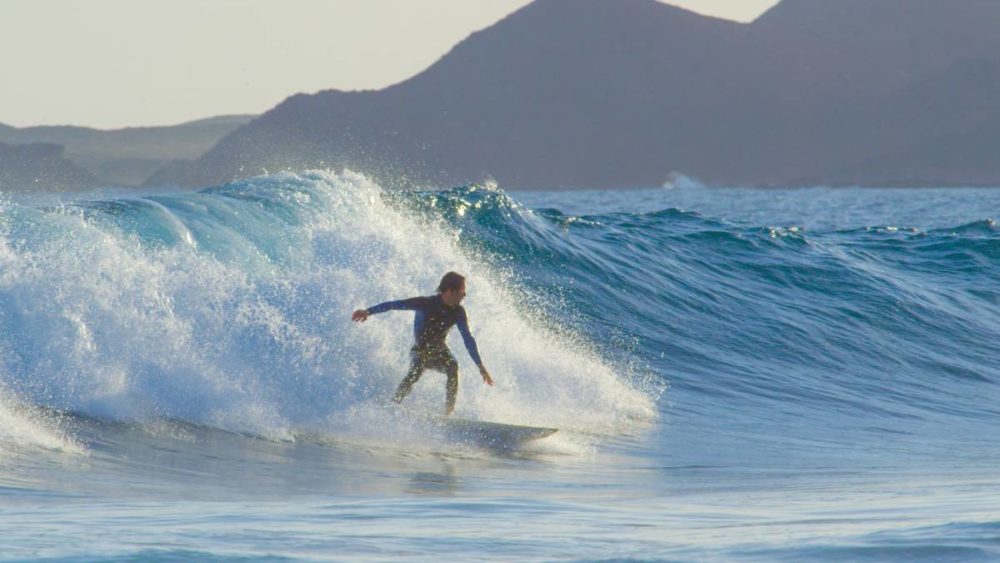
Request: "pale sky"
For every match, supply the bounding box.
[1,0,779,129]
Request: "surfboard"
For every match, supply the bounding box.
[433,417,558,445]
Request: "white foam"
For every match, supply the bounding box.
[0,390,84,454]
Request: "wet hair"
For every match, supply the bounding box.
[437,271,466,293]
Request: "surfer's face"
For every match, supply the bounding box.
[442,283,466,306]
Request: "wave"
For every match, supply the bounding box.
[0,171,656,452]
[390,184,1000,439]
[2,172,999,459]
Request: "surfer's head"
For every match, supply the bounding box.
[438,271,466,306]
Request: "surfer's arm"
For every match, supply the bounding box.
[457,309,492,385]
[353,297,427,322]
[456,309,483,366]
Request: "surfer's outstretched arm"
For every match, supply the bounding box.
[352,297,428,322]
[457,309,493,386]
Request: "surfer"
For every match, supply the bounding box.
[352,272,493,415]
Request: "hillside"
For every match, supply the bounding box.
[0,115,255,187]
[0,142,101,192]
[145,0,1000,189]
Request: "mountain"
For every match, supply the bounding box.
[0,115,255,187]
[820,59,1000,186]
[742,0,1000,185]
[150,0,1000,189]
[0,142,101,192]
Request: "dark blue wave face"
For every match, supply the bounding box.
[395,185,1000,469]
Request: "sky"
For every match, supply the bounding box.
[1,0,779,129]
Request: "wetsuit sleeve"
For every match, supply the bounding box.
[366,297,427,315]
[456,307,483,367]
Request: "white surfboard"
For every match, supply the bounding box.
[434,417,558,445]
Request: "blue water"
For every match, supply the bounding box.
[2,171,999,561]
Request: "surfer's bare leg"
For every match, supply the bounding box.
[445,362,459,416]
[394,358,424,404]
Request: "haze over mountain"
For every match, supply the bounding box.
[145,0,1000,189]
[0,115,254,188]
[0,142,100,192]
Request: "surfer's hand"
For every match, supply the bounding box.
[479,366,493,386]
[352,309,369,322]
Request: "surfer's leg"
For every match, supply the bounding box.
[419,346,459,415]
[393,351,425,404]
[444,358,459,416]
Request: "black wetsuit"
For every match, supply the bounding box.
[366,295,482,414]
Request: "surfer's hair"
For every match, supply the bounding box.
[437,272,466,293]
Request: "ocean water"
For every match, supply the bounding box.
[1,171,999,561]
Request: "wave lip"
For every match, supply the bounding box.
[0,392,83,454]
